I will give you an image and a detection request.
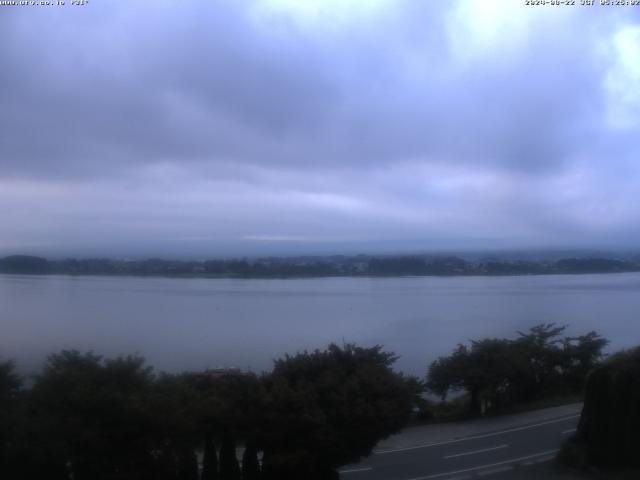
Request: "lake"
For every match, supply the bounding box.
[1,273,640,376]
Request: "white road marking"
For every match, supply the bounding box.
[375,415,579,454]
[533,455,556,464]
[561,428,576,435]
[339,466,373,474]
[404,449,559,480]
[443,444,508,459]
[477,465,514,476]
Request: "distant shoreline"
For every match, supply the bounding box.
[2,271,640,281]
[2,254,640,279]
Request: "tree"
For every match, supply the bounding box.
[29,351,157,480]
[183,369,263,479]
[0,360,22,476]
[177,447,198,480]
[570,347,640,469]
[219,431,241,480]
[561,331,608,391]
[426,325,608,415]
[260,344,414,479]
[241,441,260,480]
[512,323,567,399]
[201,433,219,480]
[427,339,516,414]
[149,373,202,480]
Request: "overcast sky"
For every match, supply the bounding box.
[1,0,639,257]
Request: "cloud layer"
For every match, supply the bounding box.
[1,0,639,256]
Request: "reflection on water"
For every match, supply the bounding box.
[1,273,640,375]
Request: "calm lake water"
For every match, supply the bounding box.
[2,273,640,376]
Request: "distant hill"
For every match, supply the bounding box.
[0,255,50,274]
[0,254,639,278]
[555,257,637,273]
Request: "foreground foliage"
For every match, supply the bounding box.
[560,347,640,472]
[426,324,607,414]
[0,344,415,480]
[260,345,415,479]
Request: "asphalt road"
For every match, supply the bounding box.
[339,412,580,480]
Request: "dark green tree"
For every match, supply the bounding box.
[219,431,241,480]
[571,347,640,469]
[241,440,260,480]
[182,369,263,479]
[260,343,414,479]
[201,433,219,480]
[177,447,199,480]
[427,339,515,414]
[29,351,157,480]
[149,373,202,479]
[561,331,608,391]
[427,325,608,414]
[513,323,567,399]
[0,359,22,477]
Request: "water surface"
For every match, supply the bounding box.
[2,273,640,376]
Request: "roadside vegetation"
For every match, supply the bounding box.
[424,324,607,418]
[0,344,417,480]
[2,325,634,479]
[558,346,640,479]
[423,325,639,477]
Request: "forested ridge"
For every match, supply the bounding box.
[2,254,640,278]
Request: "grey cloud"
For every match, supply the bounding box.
[0,2,606,176]
[1,1,639,253]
